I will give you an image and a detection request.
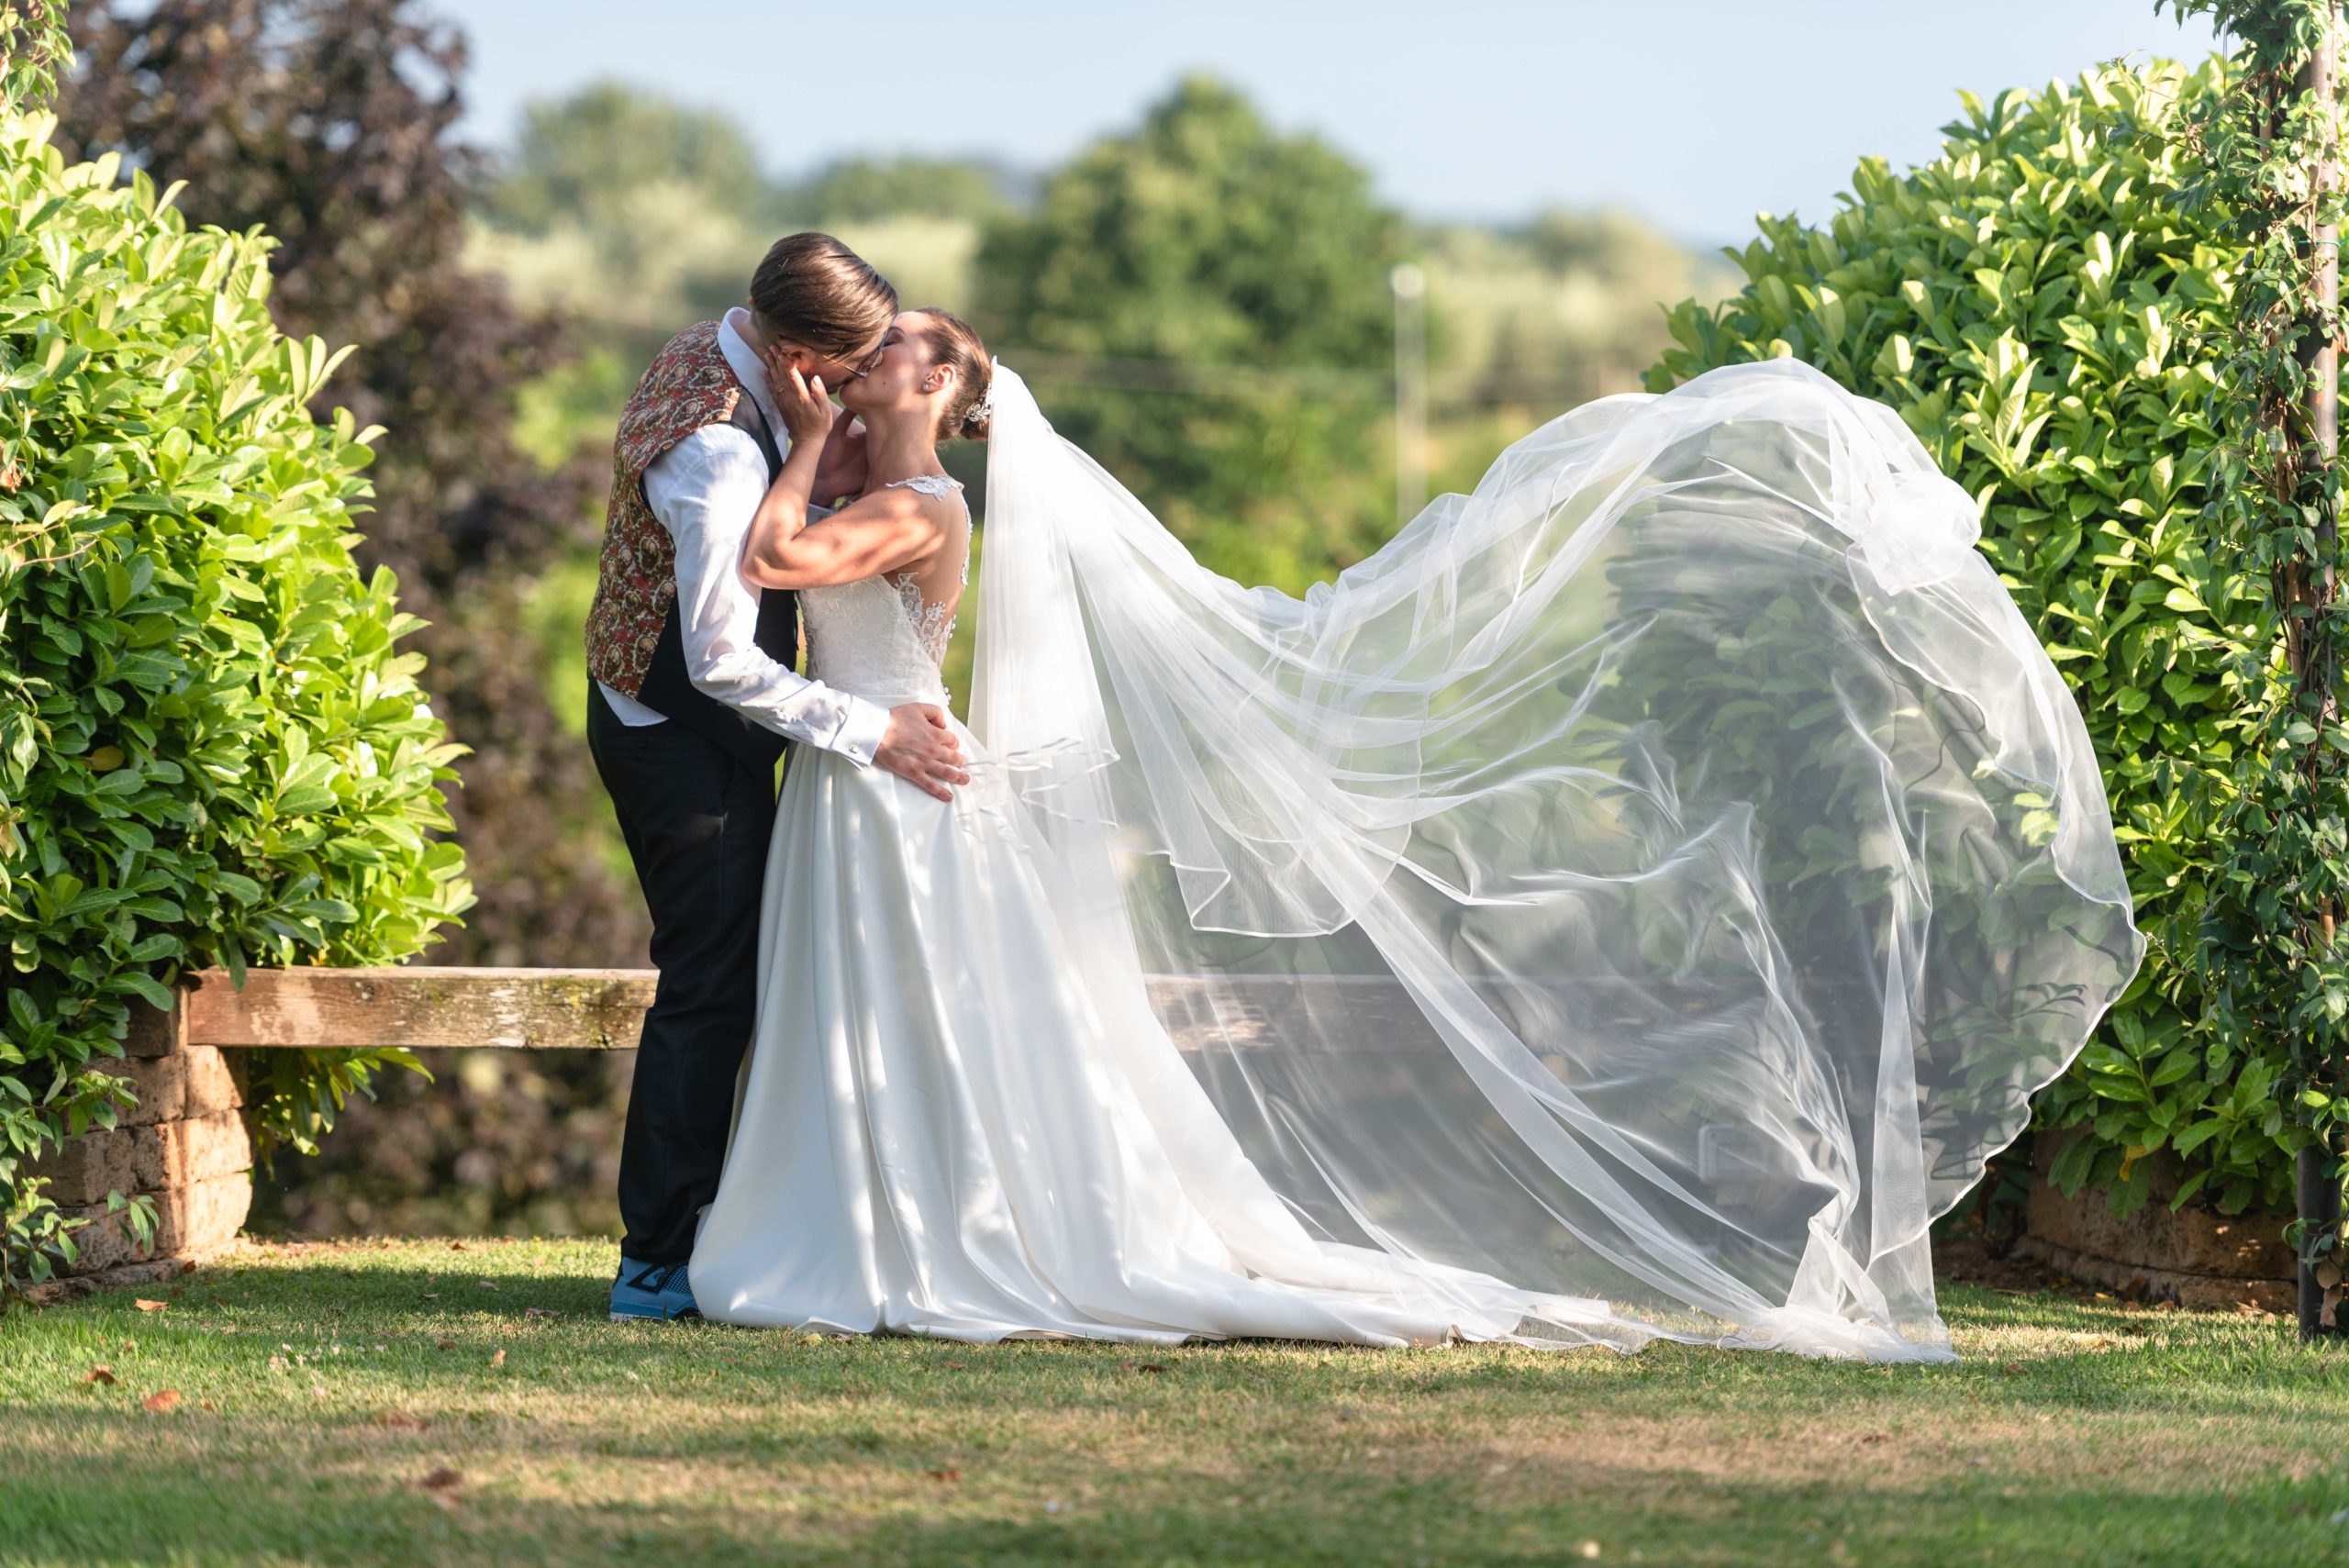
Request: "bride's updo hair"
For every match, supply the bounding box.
[918,308,994,442]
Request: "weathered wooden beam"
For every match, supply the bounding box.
[172,967,1474,1053]
[184,967,659,1052]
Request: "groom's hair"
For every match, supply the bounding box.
[748,233,898,360]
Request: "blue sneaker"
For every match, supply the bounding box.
[610,1256,699,1322]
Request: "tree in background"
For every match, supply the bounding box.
[975,76,1404,590]
[786,156,1023,227]
[61,0,645,973]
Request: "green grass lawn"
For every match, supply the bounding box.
[2,1239,2343,1567]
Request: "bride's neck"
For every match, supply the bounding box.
[860,416,945,488]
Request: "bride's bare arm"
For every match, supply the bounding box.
[740,361,944,589]
[741,486,944,590]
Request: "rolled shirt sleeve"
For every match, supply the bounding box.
[641,426,892,766]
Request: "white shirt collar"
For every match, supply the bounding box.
[718,306,787,445]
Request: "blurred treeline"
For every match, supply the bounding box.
[61,0,1731,1239]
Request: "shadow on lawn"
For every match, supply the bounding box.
[1,1407,2343,1568]
[9,1253,2349,1566]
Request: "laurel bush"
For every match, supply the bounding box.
[0,79,469,1295]
[1646,58,2292,1217]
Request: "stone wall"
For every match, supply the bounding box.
[2019,1129,2294,1311]
[27,998,252,1296]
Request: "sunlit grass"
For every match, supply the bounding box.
[3,1237,2342,1566]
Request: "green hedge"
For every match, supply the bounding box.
[0,95,470,1293]
[1646,57,2289,1217]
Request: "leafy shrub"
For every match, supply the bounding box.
[1645,59,2290,1217]
[0,86,469,1293]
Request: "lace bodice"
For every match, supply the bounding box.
[802,474,969,706]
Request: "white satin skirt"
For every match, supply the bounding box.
[687,717,1610,1348]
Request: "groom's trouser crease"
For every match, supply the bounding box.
[586,684,780,1263]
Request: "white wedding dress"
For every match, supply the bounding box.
[690,474,1587,1348]
[690,362,2146,1362]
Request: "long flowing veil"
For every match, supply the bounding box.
[968,357,2145,1360]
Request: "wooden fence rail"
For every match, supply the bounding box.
[181,967,661,1053]
[167,967,1445,1055]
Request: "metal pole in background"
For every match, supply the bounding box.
[2299,0,2343,1345]
[1390,261,1428,527]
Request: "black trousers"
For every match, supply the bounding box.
[585,684,781,1263]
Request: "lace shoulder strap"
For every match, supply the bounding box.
[884,473,965,502]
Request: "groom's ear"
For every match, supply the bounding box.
[774,344,837,383]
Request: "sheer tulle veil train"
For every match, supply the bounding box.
[964,357,2145,1362]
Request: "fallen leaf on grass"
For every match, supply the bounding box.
[134,1299,167,1313]
[83,1366,117,1386]
[448,1241,467,1252]
[924,1468,960,1482]
[435,1340,456,1352]
[522,1307,552,1318]
[488,1348,506,1368]
[417,1466,464,1511]
[199,1399,216,1413]
[476,1280,499,1292]
[141,1390,181,1414]
[943,1359,968,1369]
[421,1294,439,1302]
[372,1411,431,1432]
[268,1355,287,1371]
[1119,1361,1166,1374]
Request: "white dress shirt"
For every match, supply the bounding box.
[596,307,890,768]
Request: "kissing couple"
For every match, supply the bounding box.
[583,231,2143,1362]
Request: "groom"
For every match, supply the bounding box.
[583,232,968,1322]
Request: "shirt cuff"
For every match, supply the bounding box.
[830,695,893,769]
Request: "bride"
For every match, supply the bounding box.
[685,308,2146,1362]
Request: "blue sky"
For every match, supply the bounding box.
[449,0,2222,246]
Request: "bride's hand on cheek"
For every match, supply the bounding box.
[773,361,837,447]
[813,406,869,501]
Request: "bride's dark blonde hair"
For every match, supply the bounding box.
[916,309,993,442]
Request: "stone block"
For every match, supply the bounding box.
[24,1125,141,1207]
[94,1051,187,1127]
[57,1193,158,1273]
[29,1111,250,1208]
[121,994,185,1058]
[180,1045,241,1116]
[164,1109,250,1188]
[168,1170,251,1255]
[61,1171,250,1273]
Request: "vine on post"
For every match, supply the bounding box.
[2163,0,2349,1339]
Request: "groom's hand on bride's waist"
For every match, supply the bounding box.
[876,704,970,801]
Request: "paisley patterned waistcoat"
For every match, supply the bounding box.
[584,320,796,772]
